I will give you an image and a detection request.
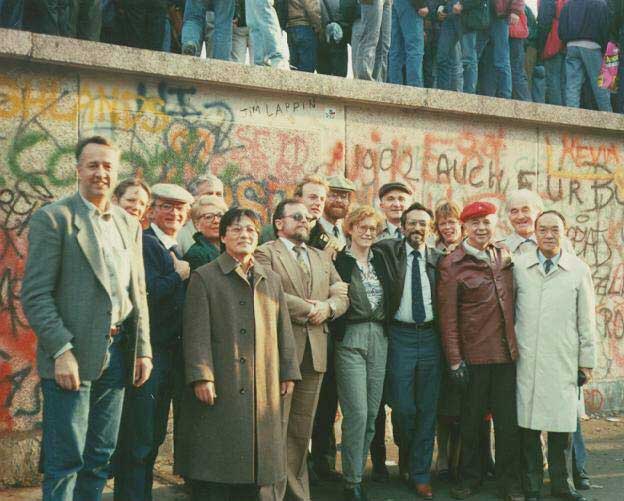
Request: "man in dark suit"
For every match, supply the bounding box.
[373,202,443,500]
[114,183,193,501]
[22,136,152,501]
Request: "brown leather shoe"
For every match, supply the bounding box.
[414,483,434,500]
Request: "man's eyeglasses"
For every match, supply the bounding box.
[284,213,314,223]
[227,225,258,236]
[155,202,188,213]
[328,191,350,201]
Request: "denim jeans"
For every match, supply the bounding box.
[246,0,287,67]
[287,25,318,72]
[317,39,349,77]
[352,0,392,81]
[531,64,546,103]
[387,0,423,86]
[510,38,531,101]
[544,52,566,106]
[114,0,166,50]
[461,30,480,93]
[572,417,588,477]
[475,17,512,98]
[113,347,182,501]
[181,0,233,59]
[231,25,252,63]
[436,14,463,91]
[476,32,498,96]
[0,0,24,28]
[388,325,441,484]
[41,336,126,501]
[36,0,102,40]
[565,45,612,112]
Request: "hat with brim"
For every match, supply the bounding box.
[151,183,194,204]
[327,175,356,192]
[378,182,412,199]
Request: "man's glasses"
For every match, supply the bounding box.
[155,202,188,213]
[227,225,258,236]
[284,213,314,223]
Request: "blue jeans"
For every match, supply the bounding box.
[246,0,286,66]
[531,64,546,103]
[461,30,480,93]
[352,0,392,82]
[0,0,24,28]
[572,417,588,476]
[472,18,511,97]
[544,53,566,106]
[181,0,233,59]
[436,14,463,91]
[41,336,126,501]
[287,25,318,72]
[565,45,612,112]
[388,0,423,86]
[510,38,531,101]
[388,325,441,484]
[113,347,181,501]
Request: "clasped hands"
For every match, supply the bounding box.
[305,281,348,325]
[194,380,295,405]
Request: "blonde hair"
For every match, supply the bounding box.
[294,173,329,197]
[434,200,463,241]
[190,195,228,224]
[343,205,385,237]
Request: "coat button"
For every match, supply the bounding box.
[239,357,246,364]
[240,328,247,335]
[239,388,246,395]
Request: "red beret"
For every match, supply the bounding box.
[460,201,497,222]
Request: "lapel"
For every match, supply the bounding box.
[71,193,111,296]
[275,239,306,297]
[396,239,407,290]
[111,208,130,250]
[307,247,322,295]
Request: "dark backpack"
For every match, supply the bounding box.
[274,0,288,30]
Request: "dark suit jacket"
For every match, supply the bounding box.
[372,237,442,327]
[143,227,186,349]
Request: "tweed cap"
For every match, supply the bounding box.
[150,183,194,204]
[327,175,356,192]
[378,182,412,199]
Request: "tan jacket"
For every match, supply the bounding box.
[255,239,349,372]
[288,0,322,32]
[176,253,301,484]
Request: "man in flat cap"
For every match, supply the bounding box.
[437,201,523,501]
[377,182,413,241]
[309,174,355,481]
[114,183,193,501]
[22,136,152,501]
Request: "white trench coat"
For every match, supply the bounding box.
[513,251,597,432]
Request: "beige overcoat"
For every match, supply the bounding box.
[175,253,301,485]
[513,250,597,433]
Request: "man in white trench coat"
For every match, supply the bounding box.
[513,211,596,501]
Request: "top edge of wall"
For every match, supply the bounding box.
[2,28,624,134]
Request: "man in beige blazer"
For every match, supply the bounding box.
[255,198,349,501]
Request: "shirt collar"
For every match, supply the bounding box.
[507,232,537,252]
[405,241,425,257]
[319,216,342,235]
[79,192,112,219]
[279,237,307,253]
[537,249,562,268]
[150,223,179,250]
[462,240,491,261]
[386,221,400,236]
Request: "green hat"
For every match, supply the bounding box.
[327,175,356,192]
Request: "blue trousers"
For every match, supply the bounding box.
[287,25,318,73]
[0,0,23,28]
[388,0,424,86]
[436,14,463,91]
[181,0,234,59]
[41,335,126,501]
[113,347,182,501]
[510,38,531,101]
[544,52,566,106]
[565,45,612,112]
[388,325,441,484]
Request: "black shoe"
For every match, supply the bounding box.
[574,477,591,490]
[552,490,587,501]
[525,493,541,501]
[343,484,367,501]
[371,465,390,483]
[450,485,480,499]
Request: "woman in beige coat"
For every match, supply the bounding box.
[176,207,301,501]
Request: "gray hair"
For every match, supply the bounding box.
[189,173,223,195]
[505,189,544,213]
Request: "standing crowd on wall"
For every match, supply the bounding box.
[0,0,623,113]
[22,135,598,501]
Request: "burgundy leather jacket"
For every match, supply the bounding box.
[437,242,518,366]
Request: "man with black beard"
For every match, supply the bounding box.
[256,199,349,501]
[309,175,356,258]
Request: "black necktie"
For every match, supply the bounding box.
[332,225,340,238]
[544,259,553,274]
[411,250,426,324]
[169,244,183,259]
[395,228,402,238]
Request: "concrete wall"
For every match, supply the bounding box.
[1,29,623,486]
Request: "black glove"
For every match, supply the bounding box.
[449,360,469,390]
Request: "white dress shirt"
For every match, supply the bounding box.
[151,223,180,251]
[279,237,311,270]
[394,242,434,323]
[318,216,347,248]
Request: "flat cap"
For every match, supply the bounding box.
[378,182,412,199]
[460,201,497,222]
[327,175,356,192]
[150,183,194,204]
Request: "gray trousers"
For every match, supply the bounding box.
[351,0,392,81]
[335,322,388,485]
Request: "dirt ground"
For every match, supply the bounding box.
[2,414,623,501]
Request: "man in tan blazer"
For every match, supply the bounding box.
[255,198,349,501]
